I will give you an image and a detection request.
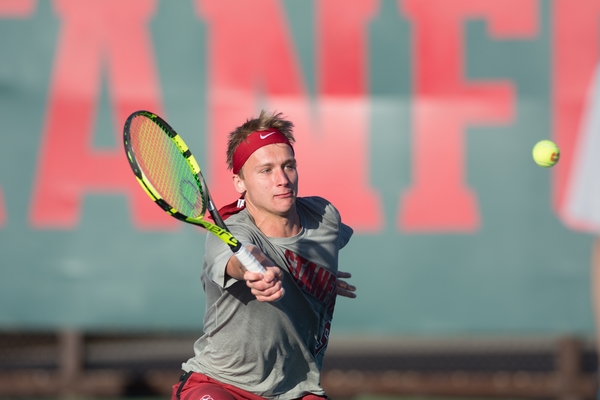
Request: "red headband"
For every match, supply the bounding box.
[232,129,293,174]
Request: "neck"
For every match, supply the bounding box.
[247,204,301,238]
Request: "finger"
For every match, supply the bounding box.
[258,267,282,284]
[247,280,273,291]
[337,271,351,279]
[244,271,265,282]
[250,280,283,295]
[337,280,356,292]
[337,288,357,298]
[255,287,285,302]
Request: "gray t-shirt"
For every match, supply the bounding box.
[182,196,353,399]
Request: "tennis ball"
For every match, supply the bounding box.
[532,140,560,168]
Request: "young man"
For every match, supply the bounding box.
[172,111,355,400]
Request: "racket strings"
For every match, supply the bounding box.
[129,116,206,218]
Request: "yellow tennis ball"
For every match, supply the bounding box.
[532,140,560,168]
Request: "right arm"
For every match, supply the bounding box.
[226,245,285,302]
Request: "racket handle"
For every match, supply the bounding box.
[234,245,267,274]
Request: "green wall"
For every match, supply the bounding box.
[0,0,594,336]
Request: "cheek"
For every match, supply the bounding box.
[289,171,299,185]
[249,178,270,193]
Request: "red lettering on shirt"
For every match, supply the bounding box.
[315,320,331,355]
[285,250,337,313]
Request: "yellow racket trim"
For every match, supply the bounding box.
[135,172,239,248]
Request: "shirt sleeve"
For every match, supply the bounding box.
[339,221,353,249]
[203,232,235,288]
[302,196,354,249]
[322,198,353,249]
[202,215,260,289]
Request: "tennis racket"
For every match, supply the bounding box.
[123,110,266,274]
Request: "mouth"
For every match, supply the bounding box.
[276,191,294,199]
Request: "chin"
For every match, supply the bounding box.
[274,199,296,214]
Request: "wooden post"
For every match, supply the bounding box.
[556,336,582,400]
[58,329,84,397]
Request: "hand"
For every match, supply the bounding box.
[336,270,356,298]
[244,266,285,302]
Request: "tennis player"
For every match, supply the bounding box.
[171,111,356,400]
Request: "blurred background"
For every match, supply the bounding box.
[1,0,599,399]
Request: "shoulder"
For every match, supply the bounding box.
[205,210,260,248]
[222,209,260,236]
[297,197,353,246]
[297,197,341,229]
[297,196,339,218]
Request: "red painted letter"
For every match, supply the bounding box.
[29,0,175,229]
[197,0,382,232]
[0,0,35,16]
[555,0,600,222]
[400,0,538,232]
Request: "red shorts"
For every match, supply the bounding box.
[172,371,328,400]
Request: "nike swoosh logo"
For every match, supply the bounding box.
[260,131,276,139]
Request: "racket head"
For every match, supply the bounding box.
[123,111,207,221]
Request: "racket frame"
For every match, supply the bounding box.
[123,111,245,253]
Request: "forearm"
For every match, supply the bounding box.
[225,253,246,281]
[225,245,271,281]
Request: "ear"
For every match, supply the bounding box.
[232,174,246,194]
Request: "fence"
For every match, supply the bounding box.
[0,331,596,399]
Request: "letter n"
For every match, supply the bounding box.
[197,0,382,232]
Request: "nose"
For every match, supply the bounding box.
[274,167,290,185]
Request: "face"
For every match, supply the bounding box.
[233,143,298,218]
